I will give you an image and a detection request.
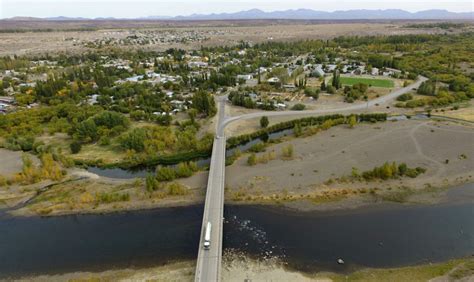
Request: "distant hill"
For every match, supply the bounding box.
[3,9,473,21]
[151,9,473,20]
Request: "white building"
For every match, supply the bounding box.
[267,77,280,84]
[237,74,253,81]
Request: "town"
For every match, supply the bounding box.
[0,7,473,282]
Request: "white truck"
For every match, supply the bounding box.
[203,222,211,250]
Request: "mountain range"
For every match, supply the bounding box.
[6,9,474,21]
[146,9,474,20]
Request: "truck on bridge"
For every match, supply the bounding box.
[203,222,212,250]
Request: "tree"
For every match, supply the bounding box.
[119,128,147,152]
[74,119,98,142]
[70,141,82,154]
[332,70,341,89]
[260,116,269,128]
[192,90,217,117]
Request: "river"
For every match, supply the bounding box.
[87,128,294,179]
[0,183,472,279]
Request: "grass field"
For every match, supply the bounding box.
[340,76,394,88]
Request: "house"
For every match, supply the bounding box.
[275,103,287,110]
[267,77,280,84]
[351,66,366,75]
[87,94,100,105]
[125,75,144,82]
[0,103,10,110]
[312,66,325,77]
[371,67,379,76]
[0,96,14,104]
[283,84,296,90]
[248,93,258,101]
[188,61,208,68]
[237,50,246,56]
[237,74,253,81]
[326,64,337,72]
[170,100,185,110]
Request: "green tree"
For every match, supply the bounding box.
[119,128,147,152]
[70,141,82,154]
[260,116,269,128]
[332,70,341,89]
[192,90,217,117]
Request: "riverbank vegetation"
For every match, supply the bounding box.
[351,162,426,181]
[0,153,65,187]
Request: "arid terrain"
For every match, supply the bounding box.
[0,20,471,56]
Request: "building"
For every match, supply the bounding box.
[237,74,253,81]
[267,77,280,84]
[312,66,325,77]
[371,67,380,76]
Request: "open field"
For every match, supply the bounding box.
[339,76,395,88]
[434,101,474,122]
[0,20,467,56]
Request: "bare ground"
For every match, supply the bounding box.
[0,22,463,56]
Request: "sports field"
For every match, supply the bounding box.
[340,76,394,88]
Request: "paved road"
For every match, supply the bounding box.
[195,76,427,281]
[194,97,226,282]
[220,76,427,132]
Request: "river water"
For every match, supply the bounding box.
[0,183,472,278]
[87,128,294,179]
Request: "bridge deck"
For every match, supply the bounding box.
[194,135,226,282]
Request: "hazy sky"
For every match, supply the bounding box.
[0,0,472,19]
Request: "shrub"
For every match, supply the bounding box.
[146,174,161,192]
[248,142,266,153]
[281,144,294,159]
[397,93,413,101]
[70,141,82,154]
[176,162,195,178]
[156,166,177,181]
[96,192,130,203]
[247,153,257,166]
[291,103,306,111]
[167,182,188,195]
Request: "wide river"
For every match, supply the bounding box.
[0,183,473,278]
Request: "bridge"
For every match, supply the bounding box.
[194,76,427,282]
